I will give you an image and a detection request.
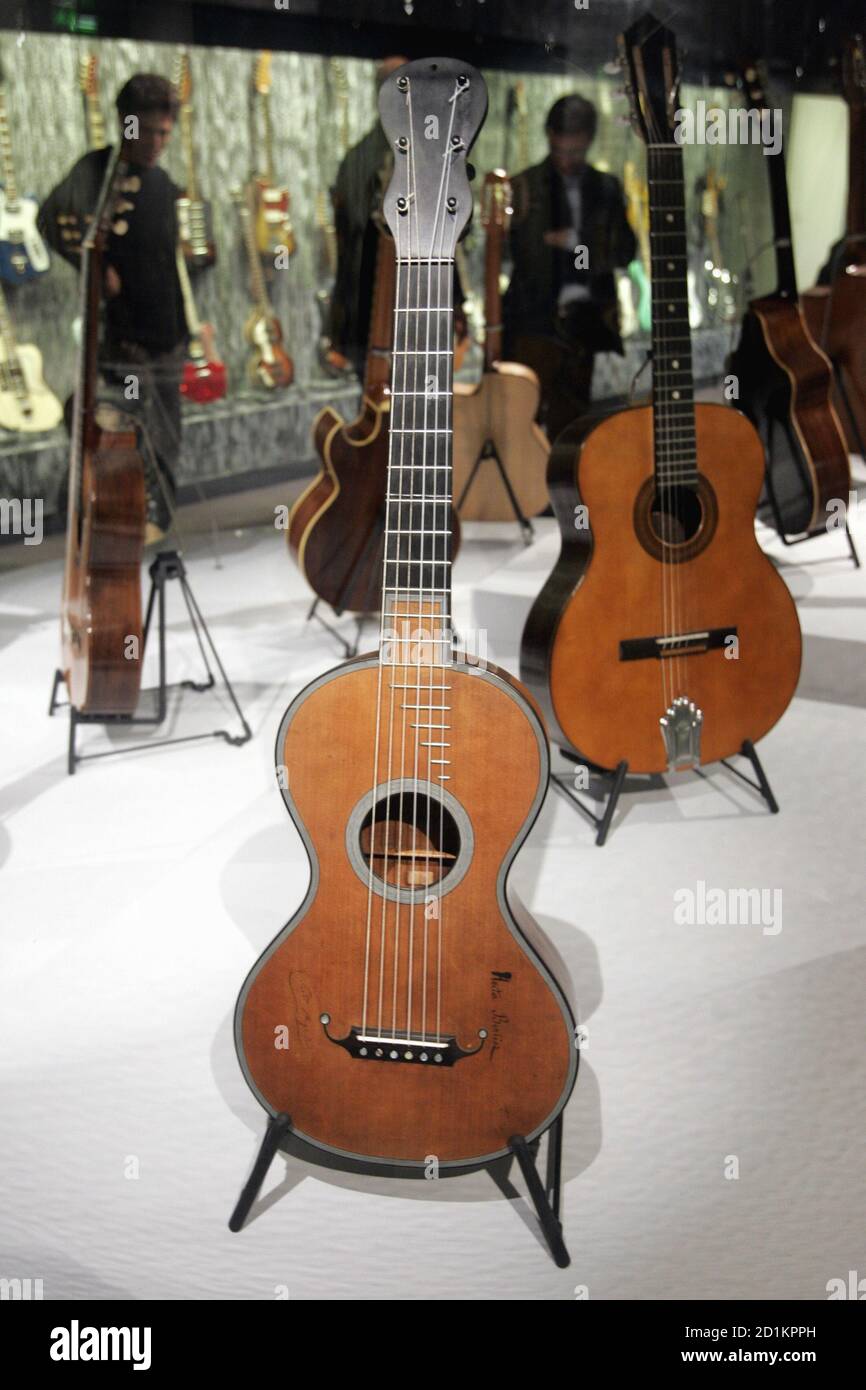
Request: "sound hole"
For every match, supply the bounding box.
[360,790,461,892]
[649,484,704,546]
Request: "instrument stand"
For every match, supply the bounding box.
[456,437,535,545]
[48,548,252,775]
[552,739,778,847]
[306,598,370,660]
[763,415,860,567]
[228,1109,569,1267]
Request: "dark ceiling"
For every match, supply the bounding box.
[4,0,864,92]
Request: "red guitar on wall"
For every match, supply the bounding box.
[175,243,227,404]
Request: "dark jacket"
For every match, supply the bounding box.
[328,124,391,370]
[38,146,186,355]
[503,157,636,354]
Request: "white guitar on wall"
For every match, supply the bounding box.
[0,283,63,432]
[0,59,50,283]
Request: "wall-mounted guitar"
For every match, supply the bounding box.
[0,282,63,432]
[174,50,216,269]
[452,170,549,535]
[0,59,49,282]
[801,34,866,460]
[61,146,146,716]
[234,60,577,1259]
[234,184,293,389]
[252,51,295,260]
[78,53,107,151]
[520,14,802,802]
[728,62,853,549]
[314,57,354,380]
[289,223,461,613]
[175,242,227,404]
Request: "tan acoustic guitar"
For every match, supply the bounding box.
[452,170,549,526]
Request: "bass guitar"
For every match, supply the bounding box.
[236,59,577,1192]
[234,184,293,390]
[175,242,226,404]
[61,146,146,716]
[452,170,550,524]
[801,35,866,456]
[289,224,460,613]
[0,282,63,432]
[520,15,802,778]
[729,62,851,539]
[0,60,49,282]
[174,50,217,268]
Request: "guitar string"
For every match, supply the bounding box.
[649,136,673,721]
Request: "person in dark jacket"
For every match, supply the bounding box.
[503,94,636,443]
[39,74,185,539]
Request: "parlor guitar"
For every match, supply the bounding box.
[729,63,851,539]
[234,185,293,389]
[801,34,866,456]
[520,15,802,777]
[236,59,577,1187]
[452,170,550,524]
[174,50,217,268]
[61,146,146,716]
[288,224,460,613]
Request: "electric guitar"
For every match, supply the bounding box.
[801,34,866,456]
[452,170,550,523]
[0,282,63,432]
[252,52,295,260]
[236,59,577,1190]
[174,50,217,268]
[520,15,802,777]
[0,60,49,282]
[729,62,851,538]
[234,184,293,390]
[78,54,107,151]
[175,242,226,404]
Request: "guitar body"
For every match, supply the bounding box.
[176,194,216,268]
[0,192,49,281]
[291,394,461,614]
[62,423,145,715]
[244,308,293,389]
[452,362,549,521]
[180,324,227,404]
[731,299,851,534]
[0,342,63,432]
[520,402,802,774]
[801,252,866,454]
[235,654,577,1169]
[254,179,294,258]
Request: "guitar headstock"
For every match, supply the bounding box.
[174,50,192,106]
[254,51,272,96]
[78,53,99,97]
[841,34,866,107]
[378,58,487,260]
[619,12,681,148]
[481,169,512,231]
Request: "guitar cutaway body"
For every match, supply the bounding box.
[521,402,802,774]
[235,655,577,1169]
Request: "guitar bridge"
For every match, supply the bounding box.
[320,1017,486,1066]
[660,695,703,770]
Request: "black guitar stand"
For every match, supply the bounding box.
[762,414,860,567]
[49,548,252,774]
[229,1109,569,1267]
[551,739,778,847]
[456,437,535,545]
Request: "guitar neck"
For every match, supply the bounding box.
[175,240,202,337]
[181,105,200,202]
[647,143,697,489]
[363,229,396,395]
[239,195,270,314]
[764,132,798,297]
[483,221,504,369]
[260,91,275,182]
[847,100,866,238]
[380,256,455,663]
[0,86,19,202]
[0,280,20,360]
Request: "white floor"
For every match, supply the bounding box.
[1,492,865,1302]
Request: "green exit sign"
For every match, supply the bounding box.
[52,6,99,33]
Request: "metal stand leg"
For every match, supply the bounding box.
[509,1131,570,1268]
[721,738,779,814]
[764,411,860,566]
[456,437,535,544]
[228,1113,293,1233]
[551,755,629,847]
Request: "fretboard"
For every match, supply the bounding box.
[381,259,455,666]
[0,89,18,203]
[848,101,866,239]
[648,145,696,488]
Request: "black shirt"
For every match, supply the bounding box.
[38,145,186,355]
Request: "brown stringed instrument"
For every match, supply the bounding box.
[801,34,866,456]
[289,224,460,614]
[252,52,295,260]
[729,63,851,539]
[520,15,802,778]
[452,170,549,524]
[234,184,293,390]
[61,146,145,716]
[236,60,577,1195]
